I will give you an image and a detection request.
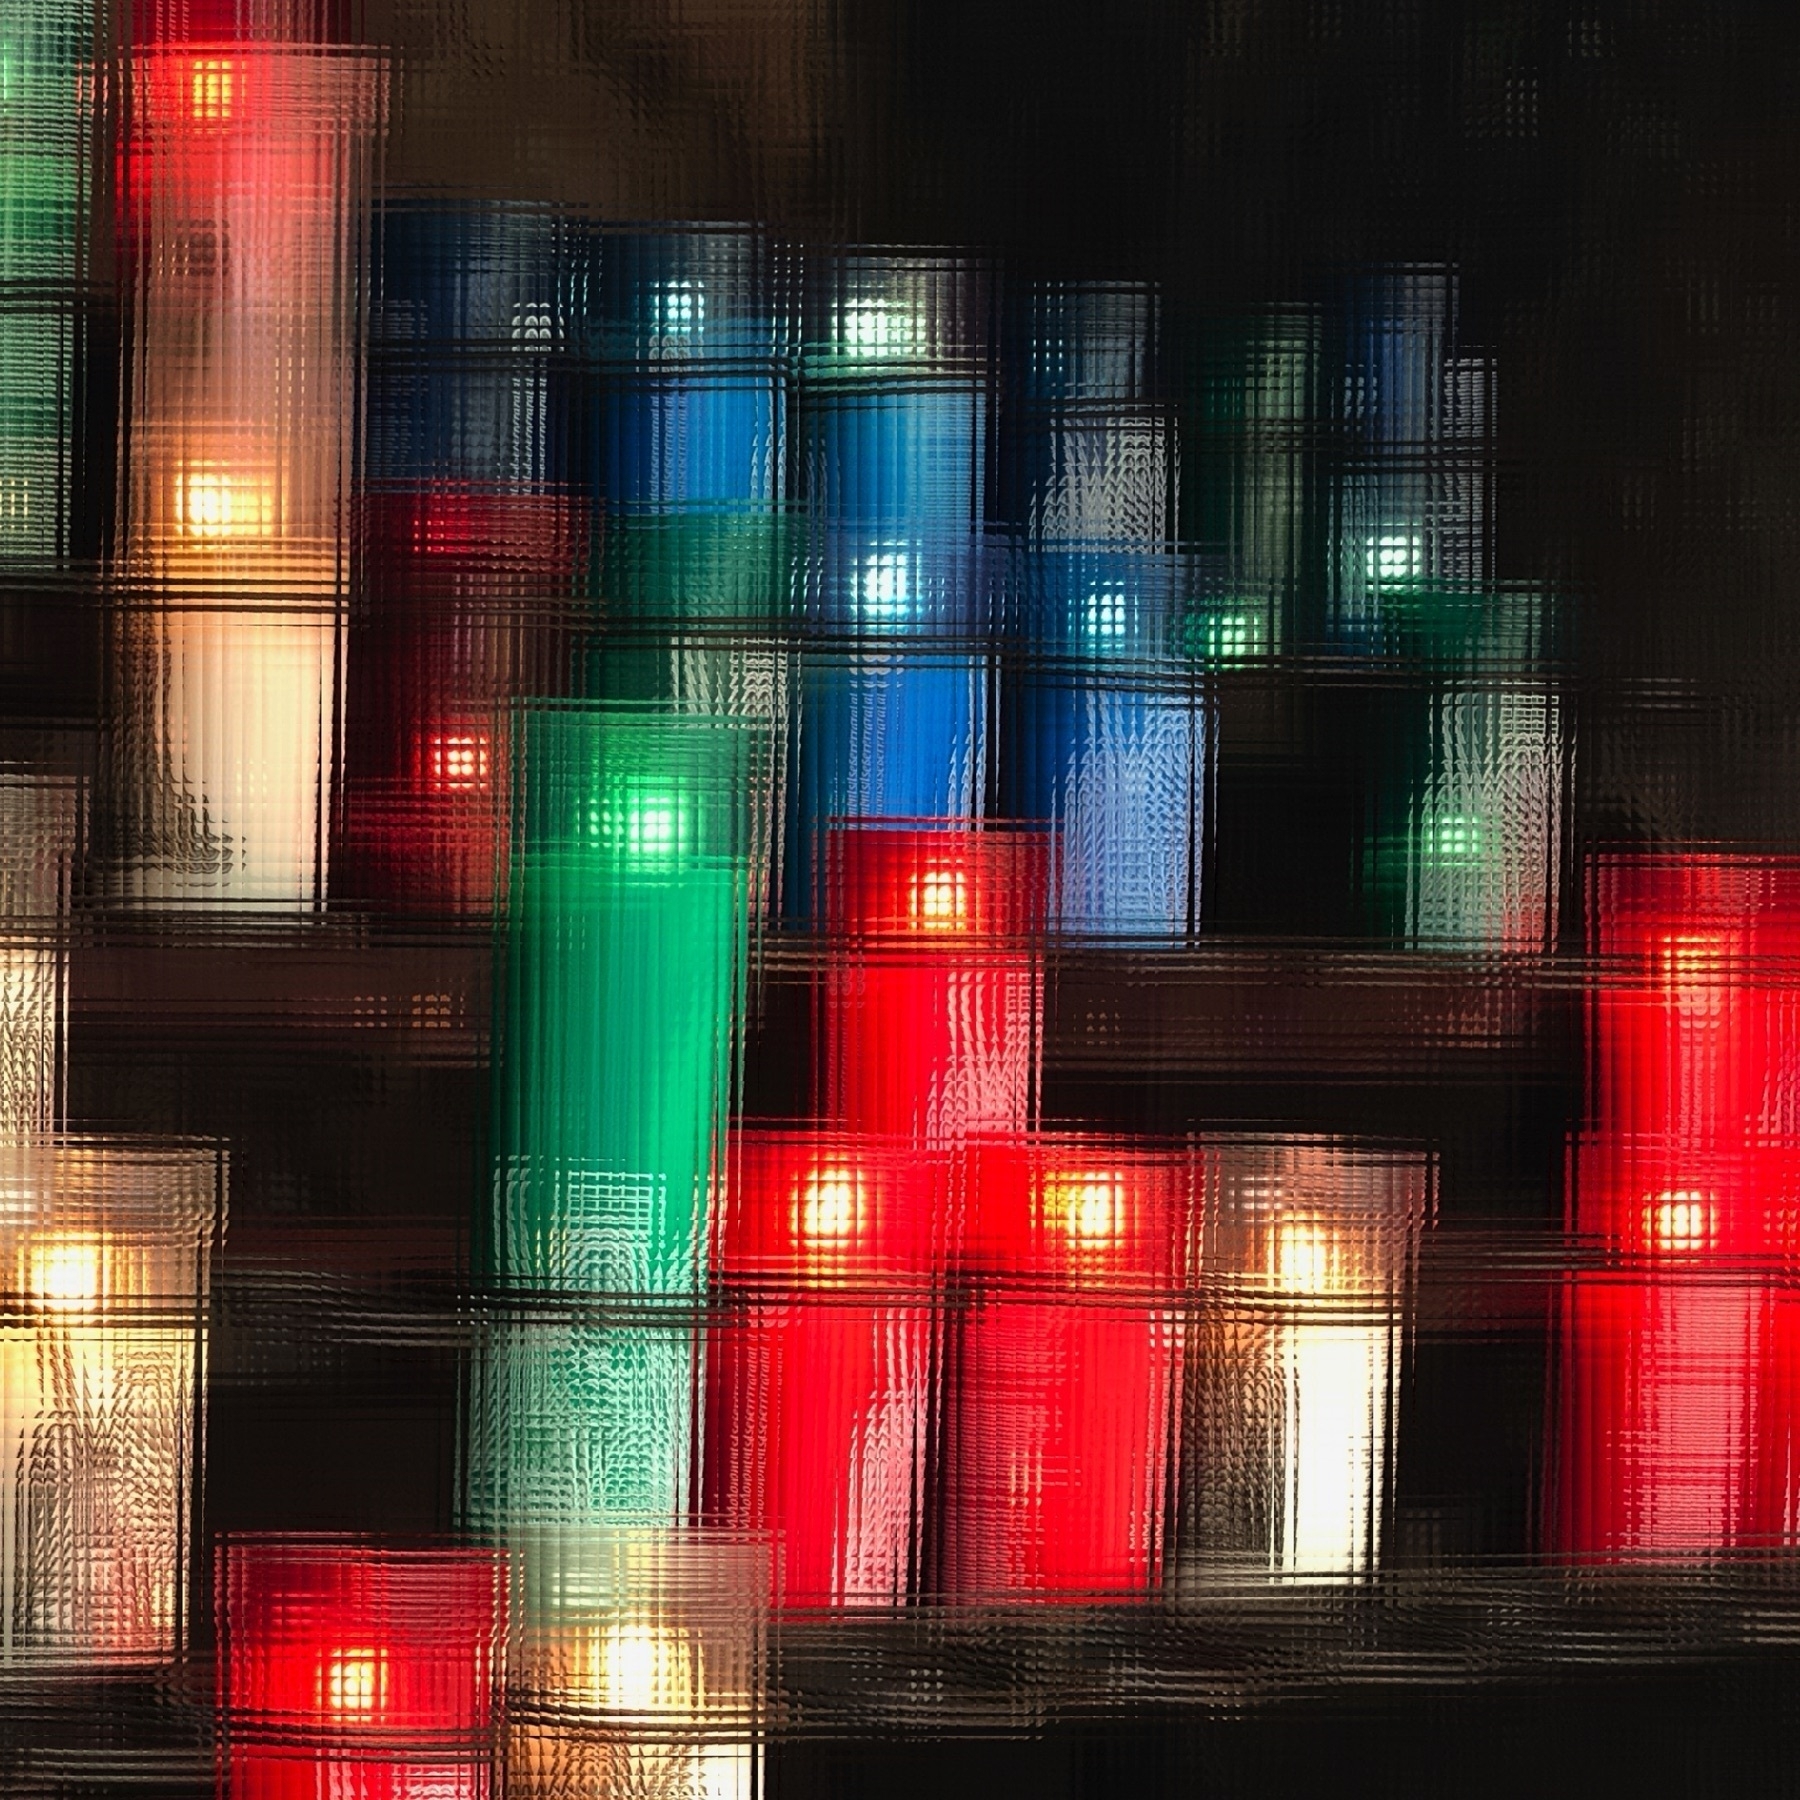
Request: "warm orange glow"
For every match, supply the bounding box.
[795,1165,865,1244]
[907,866,968,933]
[1657,931,1720,994]
[26,1235,105,1309]
[174,463,273,541]
[424,729,491,795]
[1644,1189,1714,1255]
[187,57,237,124]
[562,1619,696,1714]
[320,1648,390,1716]
[1042,1170,1126,1247]
[1272,1213,1351,1297]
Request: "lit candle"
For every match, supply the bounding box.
[111,31,383,907]
[819,825,1047,1144]
[343,206,586,915]
[470,707,763,1531]
[504,1525,765,1800]
[1557,855,1800,1559]
[938,1133,1189,1600]
[1361,615,1561,951]
[997,281,1202,942]
[705,1128,952,1606]
[1180,1139,1427,1586]
[218,1537,503,1799]
[1178,306,1316,668]
[0,1137,219,1666]
[788,253,988,922]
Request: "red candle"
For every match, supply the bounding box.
[1559,855,1800,1560]
[819,826,1048,1142]
[706,1128,954,1606]
[339,488,585,914]
[938,1132,1189,1599]
[219,1538,504,1799]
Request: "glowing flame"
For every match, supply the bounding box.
[425,730,490,794]
[1043,1171,1125,1248]
[1656,932,1720,993]
[27,1237,105,1310]
[795,1166,864,1244]
[586,790,689,861]
[907,867,968,933]
[569,1621,696,1714]
[321,1648,389,1716]
[1644,1190,1713,1255]
[175,465,272,541]
[187,58,237,124]
[1272,1214,1354,1298]
[839,298,914,359]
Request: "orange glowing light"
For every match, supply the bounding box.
[175,464,271,541]
[907,866,968,933]
[320,1648,389,1716]
[1657,931,1720,994]
[26,1236,105,1309]
[424,730,490,794]
[1273,1213,1349,1297]
[1042,1171,1125,1247]
[795,1166,864,1244]
[566,1620,694,1713]
[187,57,237,124]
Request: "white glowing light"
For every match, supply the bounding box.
[652,282,703,338]
[175,466,271,541]
[1366,532,1423,585]
[856,549,915,623]
[839,298,913,359]
[1273,1214,1345,1297]
[908,866,968,932]
[1044,1172,1125,1247]
[1645,1190,1713,1254]
[27,1236,103,1309]
[425,730,490,793]
[1195,609,1264,664]
[796,1167,864,1243]
[1083,588,1129,642]
[187,57,236,123]
[570,1620,696,1714]
[1424,811,1483,863]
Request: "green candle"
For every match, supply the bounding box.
[472,704,763,1528]
[0,0,87,564]
[1361,584,1560,952]
[489,704,763,1295]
